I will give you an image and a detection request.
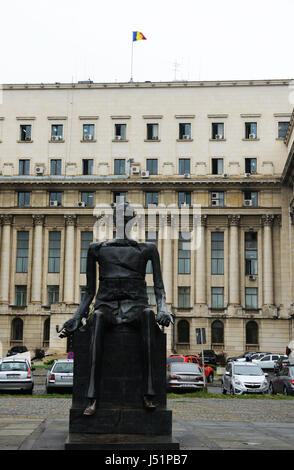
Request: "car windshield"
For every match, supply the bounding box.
[52,363,73,373]
[167,358,183,363]
[234,365,263,376]
[0,362,28,371]
[170,363,201,374]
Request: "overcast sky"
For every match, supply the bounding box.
[1,0,293,84]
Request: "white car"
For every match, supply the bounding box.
[46,359,73,393]
[252,354,288,370]
[0,357,34,394]
[221,361,269,395]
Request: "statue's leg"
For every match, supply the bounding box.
[140,308,157,409]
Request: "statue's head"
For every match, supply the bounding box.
[112,201,136,235]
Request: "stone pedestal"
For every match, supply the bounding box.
[65,324,179,450]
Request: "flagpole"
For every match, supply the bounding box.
[130,34,134,82]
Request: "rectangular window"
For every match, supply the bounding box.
[178,191,191,207]
[147,123,159,140]
[211,287,224,308]
[278,121,290,139]
[245,158,257,174]
[47,285,59,305]
[51,124,63,141]
[145,191,158,206]
[147,286,156,305]
[245,122,257,139]
[244,191,258,207]
[19,159,30,175]
[178,286,190,308]
[50,159,62,175]
[178,232,191,274]
[80,286,87,302]
[20,125,31,141]
[18,191,30,207]
[49,192,62,206]
[114,159,126,175]
[115,124,126,140]
[146,159,158,175]
[81,192,94,207]
[16,231,29,273]
[179,123,191,140]
[212,123,224,139]
[211,232,224,275]
[179,158,190,175]
[82,159,93,175]
[15,285,27,306]
[48,231,61,273]
[245,287,258,309]
[146,231,158,273]
[113,192,127,204]
[211,191,224,207]
[212,158,224,175]
[80,231,93,273]
[245,232,258,275]
[83,124,95,141]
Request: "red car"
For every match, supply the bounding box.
[167,355,214,383]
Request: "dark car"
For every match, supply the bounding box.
[269,363,294,396]
[203,350,217,365]
[6,346,28,357]
[166,362,204,393]
[227,351,259,362]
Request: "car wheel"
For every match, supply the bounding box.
[230,386,235,395]
[221,382,227,395]
[269,382,276,395]
[283,385,289,396]
[208,373,214,383]
[46,387,53,394]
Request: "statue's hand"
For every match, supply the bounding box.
[58,316,83,338]
[156,310,174,327]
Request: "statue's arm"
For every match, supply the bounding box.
[150,244,174,327]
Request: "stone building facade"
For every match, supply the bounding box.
[0,79,293,358]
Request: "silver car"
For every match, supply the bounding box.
[0,357,34,394]
[46,359,73,393]
[221,361,269,395]
[167,362,204,392]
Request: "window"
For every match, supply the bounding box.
[278,121,290,139]
[211,287,224,308]
[115,124,126,140]
[18,191,30,207]
[245,122,257,139]
[244,191,258,207]
[245,158,257,174]
[146,231,158,273]
[82,159,93,175]
[178,191,191,207]
[20,125,31,142]
[49,192,62,206]
[19,159,30,175]
[113,192,127,204]
[211,320,224,344]
[145,191,158,206]
[11,318,23,341]
[15,286,27,307]
[212,158,224,175]
[80,286,87,302]
[245,287,258,309]
[177,320,190,343]
[178,287,190,308]
[114,159,126,175]
[80,231,93,273]
[146,123,159,140]
[47,285,59,305]
[146,159,158,175]
[179,123,191,140]
[212,123,224,139]
[179,158,190,175]
[245,232,258,275]
[147,286,156,305]
[211,232,224,275]
[83,124,95,141]
[43,318,50,347]
[51,124,63,141]
[50,159,62,175]
[81,192,94,207]
[16,231,29,273]
[246,321,258,345]
[211,191,224,207]
[178,232,191,274]
[48,231,61,273]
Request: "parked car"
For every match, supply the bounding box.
[252,354,288,370]
[269,363,294,396]
[203,350,217,365]
[167,362,204,393]
[6,346,28,357]
[0,357,34,394]
[221,361,269,395]
[167,355,214,382]
[234,352,272,362]
[46,359,73,393]
[227,351,258,362]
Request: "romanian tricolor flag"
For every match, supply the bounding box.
[133,31,147,41]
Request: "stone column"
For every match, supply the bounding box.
[31,215,45,303]
[196,215,207,304]
[161,218,173,304]
[0,215,13,303]
[64,215,76,304]
[262,214,275,305]
[228,215,240,305]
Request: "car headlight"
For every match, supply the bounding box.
[234,379,242,386]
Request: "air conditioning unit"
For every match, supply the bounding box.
[222,173,228,178]
[249,275,257,281]
[182,135,190,140]
[245,173,251,177]
[115,135,122,140]
[77,201,86,207]
[84,134,93,141]
[151,136,158,140]
[35,166,44,175]
[211,199,220,206]
[51,135,60,141]
[50,200,58,207]
[211,192,218,199]
[244,199,253,206]
[183,173,190,179]
[25,136,31,141]
[249,133,256,139]
[215,134,222,140]
[141,170,150,178]
[132,166,140,174]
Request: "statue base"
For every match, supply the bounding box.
[65,433,179,450]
